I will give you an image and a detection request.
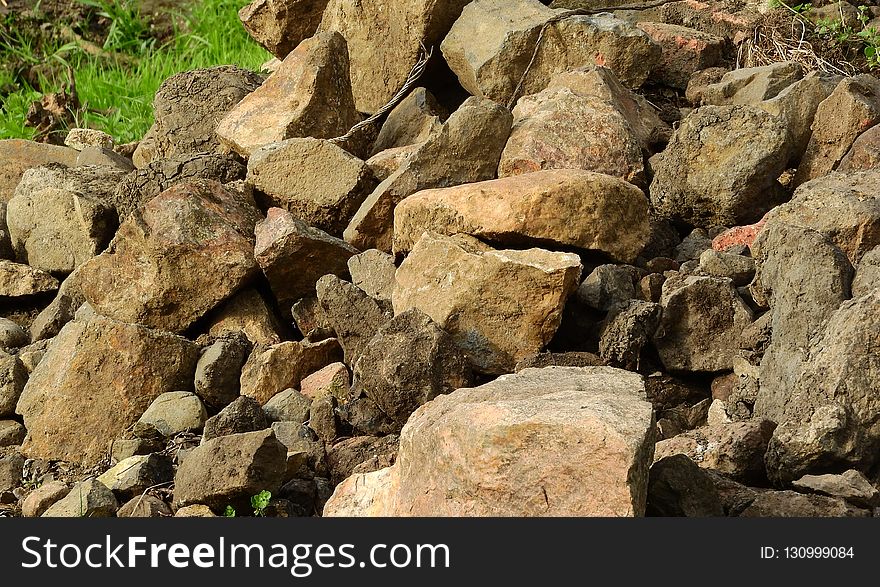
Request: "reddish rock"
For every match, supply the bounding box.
[712,215,768,252]
[636,22,726,89]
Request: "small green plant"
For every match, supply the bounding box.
[223,505,236,517]
[251,490,272,517]
[770,0,813,15]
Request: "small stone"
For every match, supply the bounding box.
[64,128,115,151]
[263,388,312,423]
[576,264,636,311]
[134,392,208,438]
[0,260,59,297]
[792,470,880,509]
[699,249,756,286]
[21,480,69,517]
[0,350,27,417]
[308,396,339,443]
[117,494,173,518]
[240,338,343,405]
[194,332,252,411]
[97,454,174,500]
[300,362,350,402]
[42,478,118,517]
[174,504,216,517]
[203,396,269,442]
[0,420,25,447]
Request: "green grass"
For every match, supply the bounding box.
[0,0,270,143]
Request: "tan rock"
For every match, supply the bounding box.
[240,338,343,405]
[394,169,649,262]
[206,288,285,346]
[839,125,880,172]
[216,32,361,158]
[636,22,725,89]
[0,139,79,204]
[325,366,655,516]
[371,87,444,154]
[16,315,198,465]
[392,233,581,374]
[300,362,350,401]
[239,0,329,58]
[79,181,260,334]
[0,260,58,297]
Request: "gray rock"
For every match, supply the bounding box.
[701,62,804,106]
[29,265,86,342]
[42,478,118,517]
[327,435,399,486]
[576,264,636,311]
[0,448,23,493]
[0,319,28,350]
[316,275,392,367]
[0,350,26,417]
[599,300,662,370]
[347,249,396,302]
[372,87,444,154]
[738,490,869,517]
[646,454,724,517]
[0,420,25,447]
[674,228,713,263]
[263,388,312,423]
[134,391,208,438]
[97,454,174,500]
[699,249,755,286]
[203,396,269,442]
[852,246,880,297]
[194,332,252,411]
[308,396,339,443]
[792,469,880,508]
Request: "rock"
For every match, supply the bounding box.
[247,139,375,236]
[316,275,391,368]
[646,454,723,516]
[319,0,470,114]
[0,140,79,204]
[194,332,252,411]
[393,169,650,263]
[393,233,582,374]
[366,146,419,182]
[739,490,869,517]
[174,504,216,517]
[344,97,512,252]
[684,66,729,104]
[255,208,359,309]
[134,392,208,438]
[79,181,260,334]
[371,88,444,154]
[338,397,397,437]
[699,249,755,286]
[216,32,361,158]
[74,146,135,171]
[653,420,776,484]
[300,362,350,401]
[442,0,660,105]
[272,422,327,475]
[327,435,399,486]
[0,261,58,297]
[0,351,27,417]
[653,275,754,373]
[65,128,114,151]
[0,448,23,495]
[650,105,790,226]
[515,351,605,371]
[110,437,162,463]
[352,309,474,428]
[0,201,11,260]
[325,366,656,517]
[577,264,637,311]
[97,454,174,500]
[498,87,645,184]
[290,297,330,337]
[16,315,198,465]
[0,319,28,350]
[712,216,767,252]
[701,62,803,106]
[113,153,246,222]
[758,71,837,164]
[791,469,880,508]
[240,338,343,405]
[839,125,880,172]
[42,479,118,518]
[203,396,268,441]
[853,246,880,297]
[206,288,285,346]
[794,75,880,186]
[347,249,396,302]
[21,480,69,517]
[173,429,287,511]
[760,170,880,266]
[133,66,264,167]
[636,22,725,90]
[308,396,339,442]
[599,300,662,370]
[7,164,124,273]
[0,420,25,447]
[117,494,173,518]
[263,388,312,423]
[239,0,328,58]
[29,266,86,342]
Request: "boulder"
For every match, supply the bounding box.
[300,362,350,402]
[0,139,79,204]
[6,164,124,273]
[206,288,285,346]
[636,22,725,89]
[29,265,86,342]
[698,249,755,286]
[247,139,376,235]
[0,420,25,447]
[16,315,198,465]
[577,264,637,311]
[852,246,880,297]
[344,97,512,252]
[442,0,660,105]
[239,0,329,58]
[393,169,650,263]
[739,490,869,517]
[318,0,471,113]
[240,338,343,405]
[316,275,392,368]
[79,181,260,334]
[327,435,399,486]
[352,309,474,428]
[203,396,269,441]
[599,300,662,370]
[791,470,880,508]
[0,319,27,350]
[133,66,264,167]
[839,125,880,172]
[173,429,287,511]
[42,479,118,518]
[97,454,174,499]
[653,275,754,373]
[324,366,656,516]
[255,208,359,309]
[21,480,69,518]
[649,105,790,226]
[263,388,312,423]
[194,332,252,411]
[347,249,396,302]
[371,87,445,154]
[0,260,58,297]
[392,233,582,374]
[215,32,361,158]
[134,391,207,438]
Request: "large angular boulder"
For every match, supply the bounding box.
[247,139,376,235]
[318,0,471,114]
[393,169,650,263]
[392,233,582,374]
[173,429,287,511]
[325,366,655,516]
[700,62,804,106]
[6,164,125,273]
[316,275,392,367]
[216,32,361,158]
[344,97,512,252]
[78,181,260,333]
[442,0,660,105]
[352,309,474,428]
[650,105,790,226]
[255,208,359,309]
[16,315,198,465]
[239,0,329,59]
[240,338,343,405]
[132,66,264,167]
[0,139,79,204]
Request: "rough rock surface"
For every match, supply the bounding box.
[0,260,58,298]
[239,0,329,59]
[0,140,79,204]
[316,275,391,368]
[240,338,343,405]
[325,367,655,516]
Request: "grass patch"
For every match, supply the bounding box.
[0,0,270,143]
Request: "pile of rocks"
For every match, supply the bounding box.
[1,0,879,518]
